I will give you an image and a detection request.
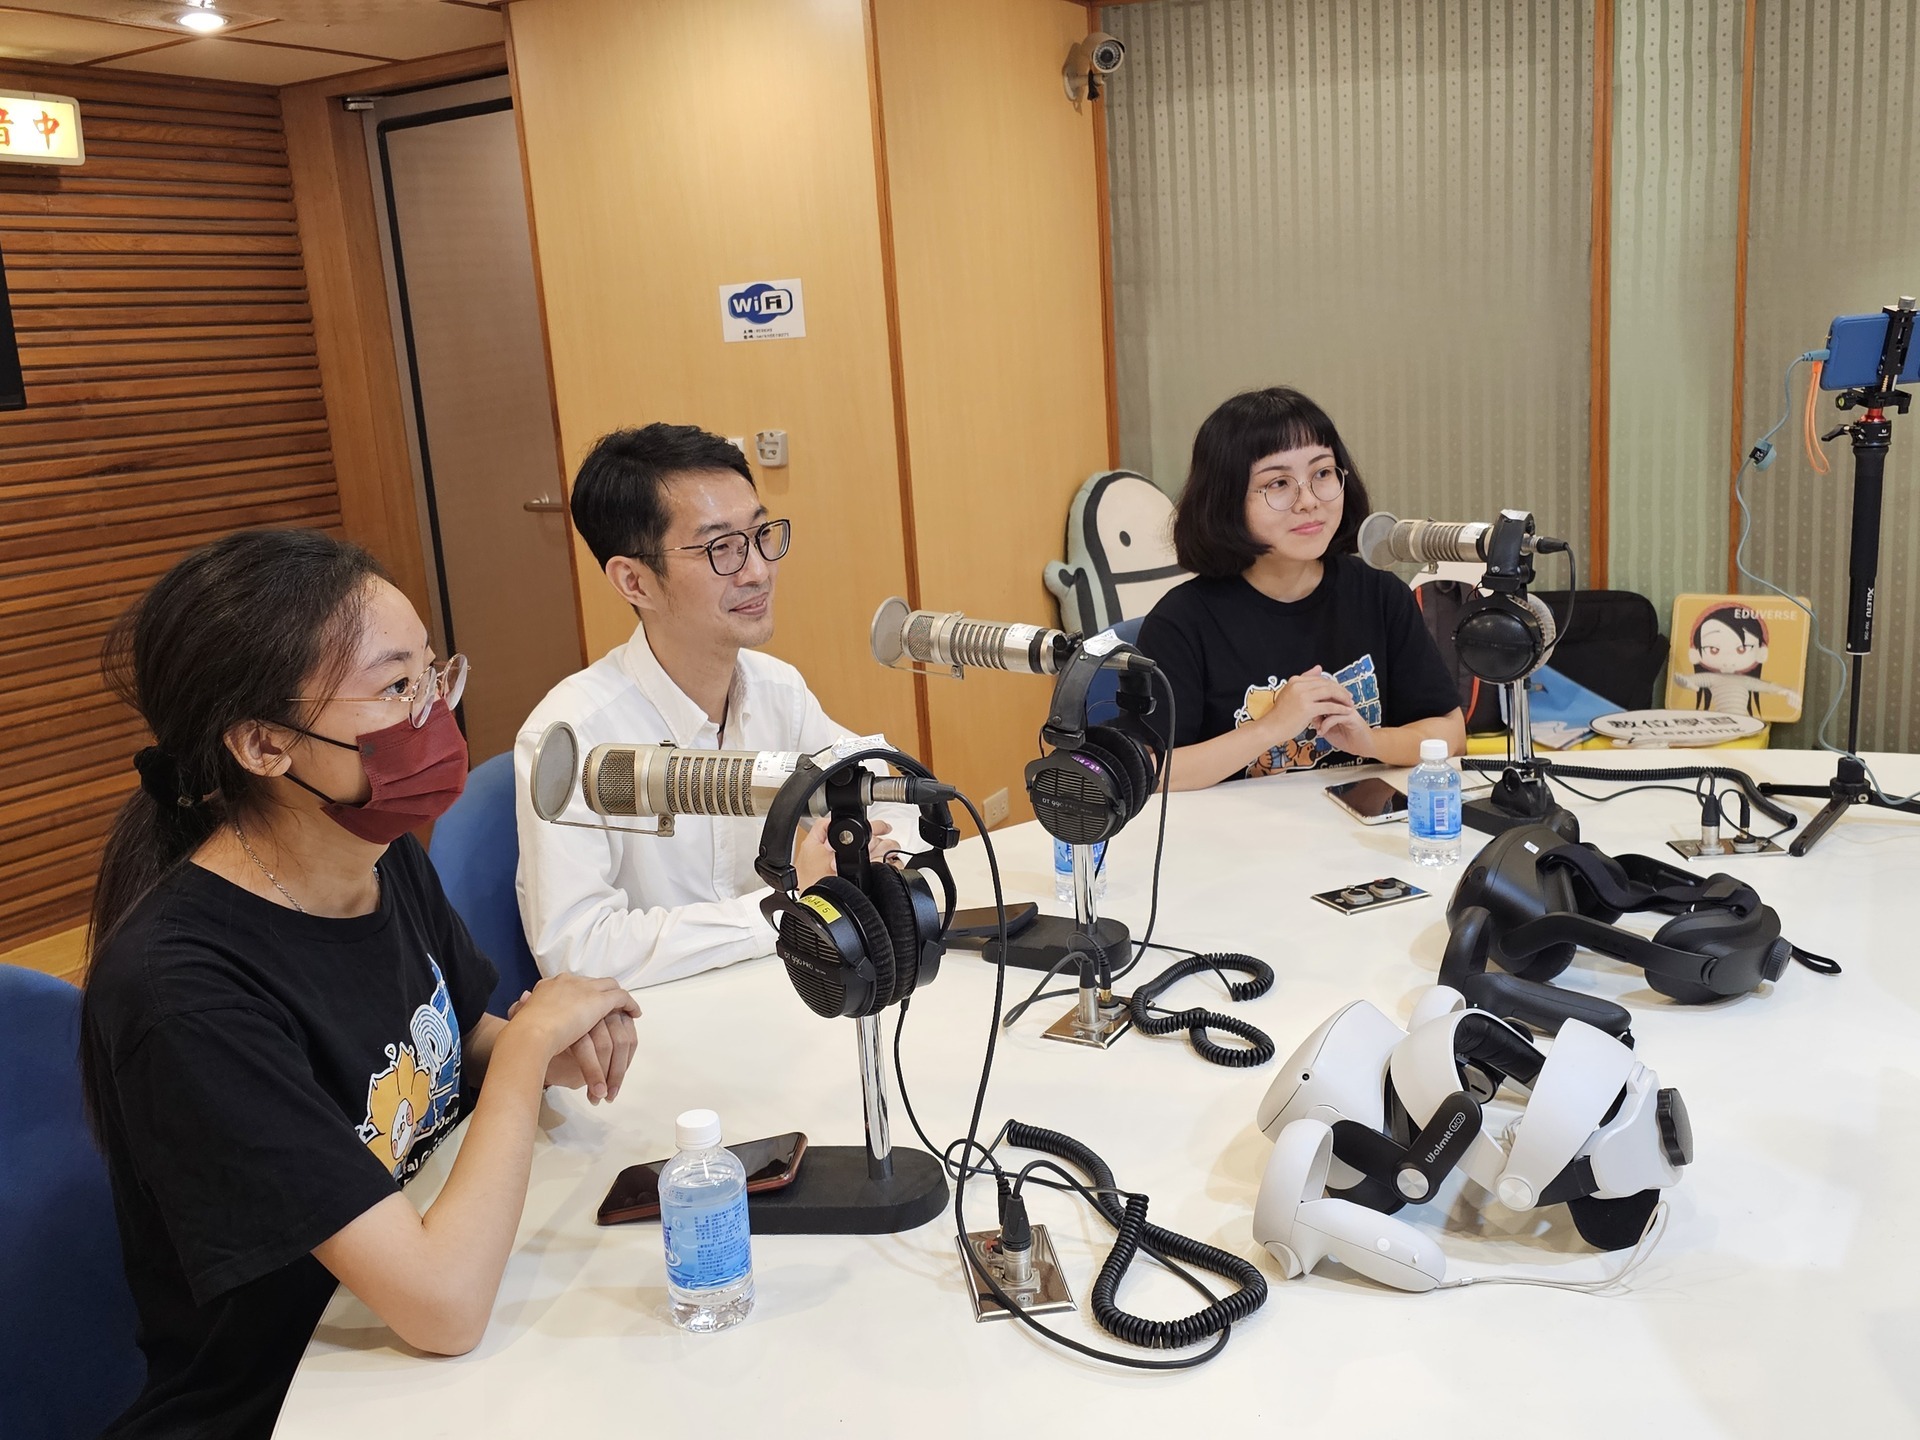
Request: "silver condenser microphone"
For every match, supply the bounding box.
[870,596,1075,677]
[529,722,944,834]
[1357,512,1496,569]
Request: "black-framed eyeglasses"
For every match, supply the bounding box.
[642,518,792,576]
[1255,464,1347,514]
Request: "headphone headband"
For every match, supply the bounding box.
[754,745,955,894]
[1041,639,1151,745]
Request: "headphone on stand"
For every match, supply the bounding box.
[1023,639,1163,846]
[755,748,961,1020]
[1452,510,1564,686]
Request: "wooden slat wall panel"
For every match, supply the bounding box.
[0,61,343,951]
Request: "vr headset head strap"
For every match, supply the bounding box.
[1544,844,1759,917]
[1502,912,1722,989]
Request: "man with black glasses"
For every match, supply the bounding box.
[513,423,907,988]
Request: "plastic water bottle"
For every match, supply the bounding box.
[1407,738,1462,867]
[660,1108,754,1332]
[1053,837,1109,904]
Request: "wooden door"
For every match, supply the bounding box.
[373,90,579,764]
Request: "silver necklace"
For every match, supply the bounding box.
[233,821,304,912]
[232,822,379,915]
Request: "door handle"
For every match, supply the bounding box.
[523,496,564,513]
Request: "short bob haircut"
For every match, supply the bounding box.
[1171,387,1372,579]
[570,422,756,575]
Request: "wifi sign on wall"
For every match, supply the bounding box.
[719,278,806,342]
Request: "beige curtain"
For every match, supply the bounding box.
[1103,0,1595,567]
[1608,0,1744,635]
[1106,0,1920,752]
[1742,0,1920,750]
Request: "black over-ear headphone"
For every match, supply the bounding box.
[1023,642,1164,845]
[1443,824,1839,1017]
[754,748,960,1021]
[1453,511,1563,685]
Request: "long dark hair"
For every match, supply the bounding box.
[1171,387,1372,578]
[86,529,385,969]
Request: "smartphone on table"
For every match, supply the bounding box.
[1324,776,1408,825]
[597,1131,807,1225]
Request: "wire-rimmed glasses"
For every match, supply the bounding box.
[1255,465,1347,513]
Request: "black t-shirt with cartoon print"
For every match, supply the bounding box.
[82,834,497,1440]
[1138,556,1460,777]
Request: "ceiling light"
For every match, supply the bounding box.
[176,2,226,31]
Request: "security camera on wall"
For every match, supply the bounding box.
[1064,32,1126,105]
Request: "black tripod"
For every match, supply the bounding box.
[1762,298,1920,856]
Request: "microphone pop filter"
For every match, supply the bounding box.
[530,721,581,821]
[1357,511,1401,569]
[870,595,910,666]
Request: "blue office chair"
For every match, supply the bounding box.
[429,751,543,1017]
[1084,616,1147,719]
[0,965,145,1440]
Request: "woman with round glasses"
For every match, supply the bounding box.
[1139,387,1464,789]
[81,528,642,1437]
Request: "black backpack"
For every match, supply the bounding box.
[1532,589,1668,711]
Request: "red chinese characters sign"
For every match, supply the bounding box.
[0,92,84,166]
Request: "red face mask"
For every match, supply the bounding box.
[288,702,469,845]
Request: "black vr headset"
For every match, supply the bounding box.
[1443,824,1839,1034]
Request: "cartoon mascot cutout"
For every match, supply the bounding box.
[1044,470,1189,636]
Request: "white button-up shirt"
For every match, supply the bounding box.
[514,622,909,989]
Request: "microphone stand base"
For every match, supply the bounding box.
[1463,766,1580,842]
[749,1144,949,1235]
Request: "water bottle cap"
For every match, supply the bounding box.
[675,1108,723,1151]
[1419,738,1450,762]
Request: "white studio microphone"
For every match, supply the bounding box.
[870,596,1077,676]
[528,722,948,828]
[1357,512,1497,570]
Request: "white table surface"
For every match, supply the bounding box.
[278,749,1920,1439]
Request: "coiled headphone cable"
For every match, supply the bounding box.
[1003,1121,1268,1350]
[1127,953,1275,1067]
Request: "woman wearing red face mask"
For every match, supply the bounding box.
[80,529,641,1440]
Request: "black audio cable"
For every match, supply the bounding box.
[1461,756,1799,832]
[893,782,1265,1370]
[1000,1121,1267,1349]
[1127,952,1275,1067]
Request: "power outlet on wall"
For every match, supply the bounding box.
[983,788,1010,828]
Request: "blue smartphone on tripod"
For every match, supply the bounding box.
[1821,310,1920,390]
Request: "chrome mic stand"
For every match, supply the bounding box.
[752,778,948,1234]
[1457,513,1580,840]
[1041,842,1131,1047]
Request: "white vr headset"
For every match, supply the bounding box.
[1252,987,1692,1291]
